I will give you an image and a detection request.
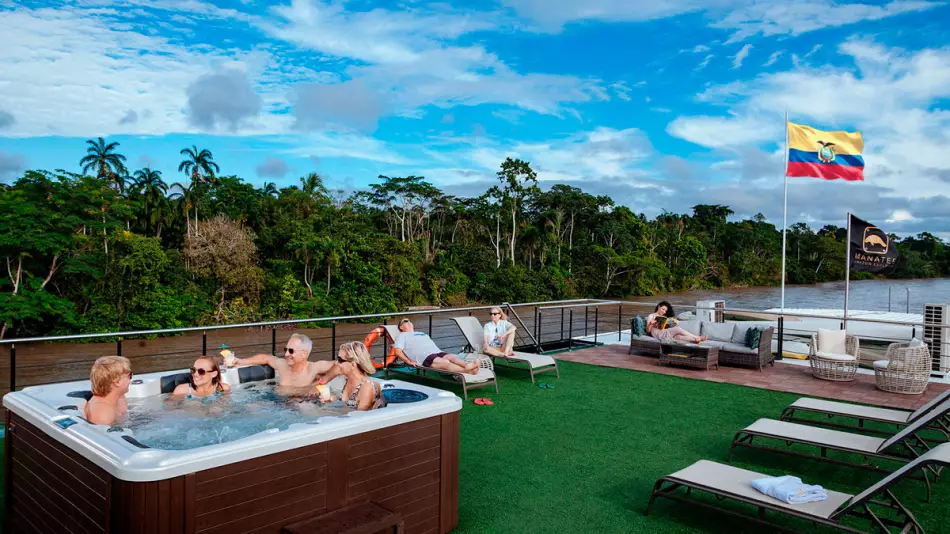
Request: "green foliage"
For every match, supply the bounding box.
[1,143,948,338]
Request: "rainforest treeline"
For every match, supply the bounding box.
[1,138,947,338]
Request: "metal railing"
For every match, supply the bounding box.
[4,296,950,394]
[0,298,624,394]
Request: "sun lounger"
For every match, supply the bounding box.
[379,324,498,400]
[780,388,950,440]
[647,442,950,533]
[452,316,559,383]
[728,398,950,501]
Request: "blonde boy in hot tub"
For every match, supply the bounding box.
[84,355,133,426]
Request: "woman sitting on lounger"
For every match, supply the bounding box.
[483,307,516,357]
[647,301,706,343]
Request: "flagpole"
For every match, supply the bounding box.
[844,212,851,331]
[781,112,789,313]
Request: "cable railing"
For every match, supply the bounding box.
[3,297,950,395]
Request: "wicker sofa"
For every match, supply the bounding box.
[628,318,775,371]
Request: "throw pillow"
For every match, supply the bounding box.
[817,328,847,354]
[745,327,764,349]
[632,316,646,337]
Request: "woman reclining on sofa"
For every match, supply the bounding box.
[647,301,707,343]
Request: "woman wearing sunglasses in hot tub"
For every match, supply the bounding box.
[171,356,231,399]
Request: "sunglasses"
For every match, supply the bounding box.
[491,312,501,316]
[284,347,296,355]
[190,367,214,376]
[127,371,133,379]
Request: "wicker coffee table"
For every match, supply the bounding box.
[659,342,719,371]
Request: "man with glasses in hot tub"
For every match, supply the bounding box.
[233,333,337,393]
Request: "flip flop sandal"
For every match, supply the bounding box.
[473,398,486,405]
[482,398,494,406]
[538,383,555,389]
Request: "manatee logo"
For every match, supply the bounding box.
[817,141,836,164]
[863,227,888,255]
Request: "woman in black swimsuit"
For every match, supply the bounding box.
[334,341,386,410]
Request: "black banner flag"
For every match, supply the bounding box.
[849,214,899,274]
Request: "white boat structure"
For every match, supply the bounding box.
[763,308,922,342]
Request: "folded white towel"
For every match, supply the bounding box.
[751,475,828,505]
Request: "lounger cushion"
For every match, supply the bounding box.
[507,351,557,369]
[816,352,856,362]
[817,329,848,354]
[719,342,757,355]
[701,322,735,342]
[743,418,884,454]
[664,460,851,519]
[788,397,913,424]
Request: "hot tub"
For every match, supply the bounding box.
[3,365,462,534]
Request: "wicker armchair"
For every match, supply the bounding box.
[874,342,931,395]
[809,333,859,382]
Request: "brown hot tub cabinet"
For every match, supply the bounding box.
[5,410,459,534]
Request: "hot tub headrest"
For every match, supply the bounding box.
[238,365,276,383]
[160,372,192,394]
[67,390,94,401]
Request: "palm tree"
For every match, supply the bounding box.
[178,146,219,235]
[133,168,167,236]
[79,137,127,190]
[300,172,328,200]
[178,146,219,187]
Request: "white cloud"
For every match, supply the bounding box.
[763,51,783,67]
[713,1,938,43]
[0,5,291,137]
[696,54,714,71]
[804,44,823,58]
[610,81,633,101]
[732,43,753,68]
[667,115,779,148]
[501,0,714,31]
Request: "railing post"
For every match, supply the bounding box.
[585,306,589,337]
[537,312,543,348]
[560,308,565,341]
[777,317,784,361]
[9,343,15,393]
[594,309,599,344]
[618,303,623,341]
[271,328,277,356]
[331,322,336,354]
[428,314,433,337]
[202,331,207,356]
[117,338,122,357]
[383,318,389,362]
[534,306,539,345]
[568,310,573,351]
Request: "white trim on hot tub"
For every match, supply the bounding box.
[4,369,462,482]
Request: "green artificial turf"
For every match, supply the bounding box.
[445,360,950,533]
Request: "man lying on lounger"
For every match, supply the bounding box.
[393,318,481,375]
[234,333,338,390]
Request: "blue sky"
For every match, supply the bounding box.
[2,0,950,234]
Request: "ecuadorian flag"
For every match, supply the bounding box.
[786,122,864,181]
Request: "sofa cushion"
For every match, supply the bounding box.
[874,359,908,371]
[678,319,700,336]
[816,351,856,362]
[817,329,848,354]
[698,340,727,350]
[702,322,735,342]
[909,338,925,348]
[632,334,660,343]
[632,316,646,337]
[745,327,765,349]
[720,342,757,355]
[731,323,754,345]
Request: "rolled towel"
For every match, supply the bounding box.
[751,475,828,505]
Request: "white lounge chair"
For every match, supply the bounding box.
[729,398,950,501]
[452,316,559,383]
[379,324,497,400]
[780,388,950,440]
[647,442,950,533]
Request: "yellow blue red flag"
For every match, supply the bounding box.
[786,122,864,181]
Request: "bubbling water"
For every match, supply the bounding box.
[121,383,355,450]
